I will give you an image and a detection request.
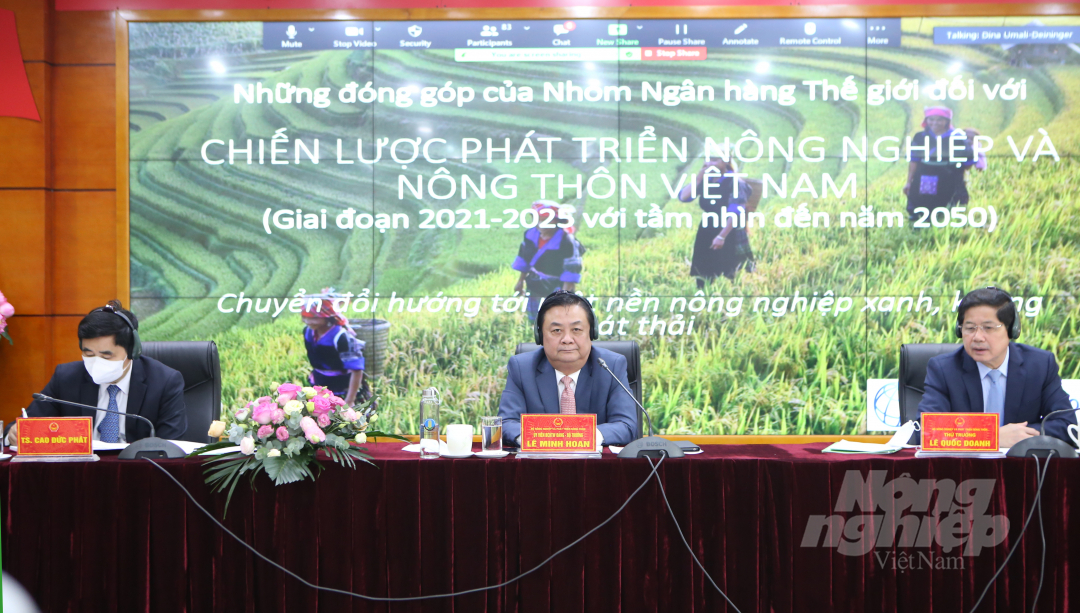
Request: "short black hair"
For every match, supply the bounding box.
[957,287,1015,329]
[537,290,594,332]
[78,300,139,356]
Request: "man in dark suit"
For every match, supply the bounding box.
[918,288,1076,447]
[498,290,638,447]
[8,301,187,444]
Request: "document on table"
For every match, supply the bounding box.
[822,440,903,454]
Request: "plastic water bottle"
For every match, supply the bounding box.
[419,387,441,459]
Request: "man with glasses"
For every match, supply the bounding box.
[918,288,1076,447]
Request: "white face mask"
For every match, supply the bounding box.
[83,356,128,385]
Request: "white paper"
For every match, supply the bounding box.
[608,445,623,454]
[822,440,902,454]
[92,441,129,451]
[402,441,450,454]
[167,440,211,454]
[199,445,242,456]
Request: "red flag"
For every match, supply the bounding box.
[0,9,40,121]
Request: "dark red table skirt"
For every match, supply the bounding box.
[1,443,1076,612]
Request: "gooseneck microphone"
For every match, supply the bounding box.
[597,358,684,459]
[597,358,654,436]
[30,393,186,459]
[1006,407,1078,458]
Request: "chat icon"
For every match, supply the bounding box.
[553,21,576,36]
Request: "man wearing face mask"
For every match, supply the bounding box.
[7,301,187,444]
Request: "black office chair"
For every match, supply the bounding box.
[898,343,960,444]
[141,341,222,444]
[515,340,644,438]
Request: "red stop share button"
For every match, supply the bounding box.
[641,47,707,60]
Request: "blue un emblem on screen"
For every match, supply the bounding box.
[873,382,902,428]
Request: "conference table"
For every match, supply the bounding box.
[1,442,1075,612]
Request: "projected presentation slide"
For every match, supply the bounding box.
[128,17,1080,434]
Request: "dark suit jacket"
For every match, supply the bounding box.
[917,343,1076,443]
[25,356,188,442]
[497,346,638,446]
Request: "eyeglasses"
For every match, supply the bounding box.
[961,323,1004,336]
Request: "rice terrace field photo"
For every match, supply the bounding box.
[127,17,1080,435]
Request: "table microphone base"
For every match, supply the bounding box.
[617,437,685,459]
[118,438,187,460]
[1006,436,1077,459]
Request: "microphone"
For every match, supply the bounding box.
[30,393,186,459]
[597,358,683,459]
[1006,407,1078,459]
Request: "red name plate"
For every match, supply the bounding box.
[920,413,1000,452]
[521,414,597,452]
[17,417,93,456]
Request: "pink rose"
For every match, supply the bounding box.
[275,426,289,441]
[277,383,303,396]
[257,425,274,439]
[341,409,358,423]
[251,401,276,425]
[317,413,331,428]
[240,437,256,455]
[233,408,250,422]
[329,394,347,407]
[0,302,13,318]
[271,408,285,424]
[299,416,325,444]
[275,393,295,406]
[310,395,332,417]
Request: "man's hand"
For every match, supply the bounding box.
[710,234,726,250]
[1000,422,1040,448]
[6,423,17,446]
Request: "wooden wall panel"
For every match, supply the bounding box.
[51,66,115,189]
[2,317,53,416]
[0,190,50,315]
[0,63,48,188]
[49,315,83,367]
[51,10,114,65]
[52,191,117,314]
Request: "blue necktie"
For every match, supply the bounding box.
[986,370,1004,426]
[99,385,121,443]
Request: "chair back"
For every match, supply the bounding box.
[515,341,643,438]
[899,343,960,442]
[142,341,222,444]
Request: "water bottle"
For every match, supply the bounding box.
[419,387,441,459]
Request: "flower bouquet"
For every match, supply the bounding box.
[193,383,406,511]
[0,290,14,344]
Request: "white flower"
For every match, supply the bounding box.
[284,400,304,414]
[302,386,317,397]
[354,433,367,444]
[234,409,250,422]
[240,437,256,455]
[267,449,281,457]
[368,414,378,423]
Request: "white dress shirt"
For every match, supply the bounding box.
[975,347,1009,420]
[94,364,133,442]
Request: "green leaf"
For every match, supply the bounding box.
[264,455,315,485]
[363,430,410,443]
[186,440,237,457]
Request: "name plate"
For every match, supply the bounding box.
[17,417,93,456]
[521,414,597,453]
[920,413,999,452]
